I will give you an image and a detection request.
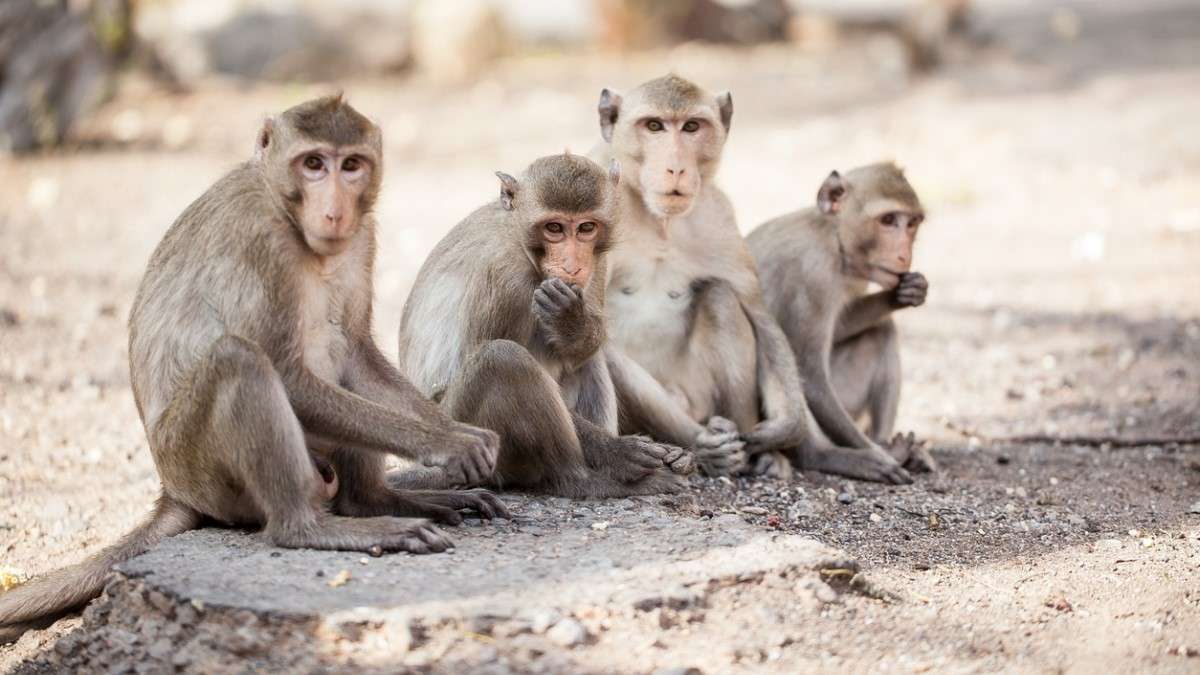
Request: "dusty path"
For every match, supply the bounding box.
[2,0,1198,671]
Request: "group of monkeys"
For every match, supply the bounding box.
[0,74,934,643]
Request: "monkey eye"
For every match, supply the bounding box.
[341,157,361,172]
[646,119,665,132]
[578,221,597,233]
[545,222,564,234]
[682,120,700,133]
[910,215,924,228]
[303,155,324,171]
[880,213,897,226]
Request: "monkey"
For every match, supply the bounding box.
[589,74,815,480]
[592,75,916,484]
[0,95,509,645]
[395,152,696,498]
[746,162,937,479]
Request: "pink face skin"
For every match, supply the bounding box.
[865,209,923,288]
[292,147,374,257]
[629,112,722,219]
[538,216,606,288]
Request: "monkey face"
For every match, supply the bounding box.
[598,77,732,222]
[290,147,376,257]
[535,217,608,288]
[862,206,922,288]
[817,165,923,288]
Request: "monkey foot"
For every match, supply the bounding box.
[596,435,683,483]
[335,487,510,525]
[747,451,794,480]
[394,488,512,524]
[886,432,939,473]
[266,515,452,555]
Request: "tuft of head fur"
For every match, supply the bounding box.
[281,94,377,148]
[843,162,920,208]
[634,74,706,113]
[526,153,613,215]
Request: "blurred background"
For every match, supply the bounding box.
[0,0,1198,615]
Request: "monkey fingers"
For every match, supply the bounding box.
[887,432,938,473]
[661,445,697,476]
[695,442,747,477]
[705,415,739,436]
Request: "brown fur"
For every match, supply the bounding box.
[0,97,508,645]
[591,74,799,478]
[397,153,695,498]
[746,162,932,483]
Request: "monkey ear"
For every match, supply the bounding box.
[255,117,274,161]
[607,158,621,185]
[598,88,622,143]
[817,171,846,215]
[716,91,733,133]
[496,171,519,211]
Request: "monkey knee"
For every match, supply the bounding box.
[470,340,542,382]
[207,335,273,378]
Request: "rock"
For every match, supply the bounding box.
[1188,501,1200,515]
[545,618,588,648]
[837,492,855,505]
[632,586,704,612]
[528,609,560,634]
[653,668,704,675]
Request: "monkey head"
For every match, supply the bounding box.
[818,163,924,289]
[497,153,620,289]
[597,75,732,220]
[255,95,383,258]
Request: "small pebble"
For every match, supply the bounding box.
[546,618,588,647]
[837,492,855,505]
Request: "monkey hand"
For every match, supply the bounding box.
[425,423,500,487]
[885,431,938,473]
[741,416,805,457]
[890,272,928,308]
[694,416,747,476]
[532,278,585,339]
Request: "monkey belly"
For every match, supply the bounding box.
[607,274,758,429]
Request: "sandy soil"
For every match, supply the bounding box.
[2,0,1199,671]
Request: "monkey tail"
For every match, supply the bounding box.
[0,494,199,644]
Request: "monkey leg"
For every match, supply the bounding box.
[830,320,900,442]
[443,339,684,497]
[329,449,509,524]
[151,335,451,554]
[686,278,759,431]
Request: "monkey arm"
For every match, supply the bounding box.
[739,301,808,455]
[283,364,451,460]
[347,339,446,419]
[835,292,895,343]
[604,344,706,447]
[797,343,878,451]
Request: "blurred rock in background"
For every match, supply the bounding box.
[0,0,972,152]
[0,0,133,153]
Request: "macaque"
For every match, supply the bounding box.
[397,152,695,497]
[747,162,935,478]
[0,95,507,645]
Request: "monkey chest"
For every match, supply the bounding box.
[606,255,696,359]
[297,275,352,384]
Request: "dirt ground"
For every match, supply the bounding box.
[2,0,1199,672]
